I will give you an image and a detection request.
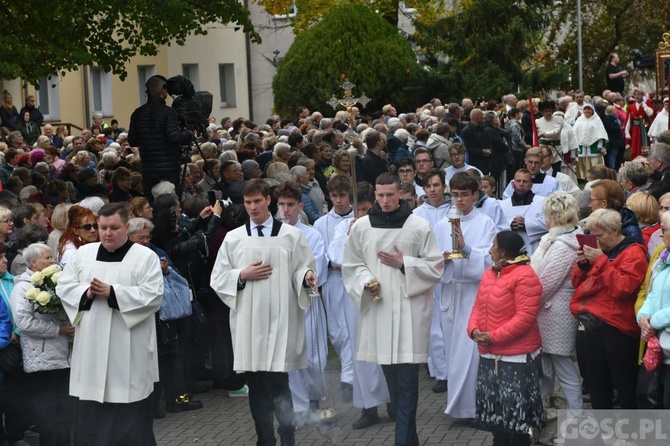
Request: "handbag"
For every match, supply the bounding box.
[159,268,193,321]
[644,336,663,372]
[636,364,663,409]
[0,342,23,376]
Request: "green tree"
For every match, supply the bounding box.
[410,0,566,100]
[545,0,670,95]
[0,0,260,86]
[272,4,422,117]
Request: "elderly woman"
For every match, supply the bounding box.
[574,103,608,179]
[10,243,73,445]
[637,211,670,407]
[570,208,647,409]
[241,159,260,181]
[288,165,322,224]
[619,161,650,196]
[57,206,99,265]
[588,179,643,243]
[468,231,544,446]
[626,192,660,246]
[530,192,583,415]
[131,197,153,220]
[326,149,352,181]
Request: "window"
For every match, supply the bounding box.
[273,1,297,19]
[182,64,200,91]
[90,67,113,116]
[137,65,156,105]
[218,64,236,107]
[37,75,61,121]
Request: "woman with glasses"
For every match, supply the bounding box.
[57,206,98,265]
[570,208,647,409]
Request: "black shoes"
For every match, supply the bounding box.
[352,407,381,429]
[166,394,204,413]
[432,379,448,393]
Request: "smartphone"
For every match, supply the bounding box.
[207,190,217,206]
[576,234,597,249]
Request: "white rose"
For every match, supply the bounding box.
[36,291,51,306]
[25,287,39,300]
[31,272,44,286]
[51,271,62,284]
[42,265,59,277]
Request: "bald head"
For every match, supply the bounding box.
[470,108,484,124]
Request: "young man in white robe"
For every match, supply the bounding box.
[343,173,444,446]
[539,145,580,196]
[57,203,164,446]
[327,182,391,429]
[275,181,329,423]
[210,179,318,446]
[502,147,561,199]
[313,175,355,402]
[444,143,483,185]
[434,173,497,420]
[412,168,451,394]
[499,169,548,255]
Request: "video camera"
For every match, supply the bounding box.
[166,75,213,136]
[631,49,655,70]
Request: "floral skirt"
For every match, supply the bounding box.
[474,354,546,435]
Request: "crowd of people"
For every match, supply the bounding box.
[1,67,670,446]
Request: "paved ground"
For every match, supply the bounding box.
[153,367,494,446]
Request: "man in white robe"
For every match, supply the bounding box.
[412,168,450,393]
[434,173,497,419]
[540,145,580,196]
[327,183,391,429]
[343,173,444,446]
[649,98,670,144]
[502,147,561,199]
[274,182,329,421]
[313,175,355,401]
[57,203,164,446]
[210,179,317,446]
[499,169,548,255]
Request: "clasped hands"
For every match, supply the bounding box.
[86,278,111,300]
[471,328,491,346]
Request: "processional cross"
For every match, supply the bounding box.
[327,79,371,217]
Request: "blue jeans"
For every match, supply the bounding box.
[382,364,420,446]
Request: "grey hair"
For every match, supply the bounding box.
[289,165,307,181]
[101,151,119,168]
[542,191,579,227]
[23,243,51,265]
[152,181,176,200]
[650,143,670,168]
[92,112,103,120]
[128,217,155,236]
[78,196,105,214]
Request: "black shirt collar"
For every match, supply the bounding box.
[511,190,535,206]
[96,238,133,262]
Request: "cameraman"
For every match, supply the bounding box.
[128,75,192,201]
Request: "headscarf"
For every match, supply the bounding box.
[649,99,669,140]
[573,103,608,146]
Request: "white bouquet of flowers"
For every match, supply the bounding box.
[25,264,67,321]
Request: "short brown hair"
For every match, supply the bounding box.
[243,178,270,198]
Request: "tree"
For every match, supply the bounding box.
[545,0,670,95]
[0,0,260,86]
[410,0,566,101]
[272,4,422,118]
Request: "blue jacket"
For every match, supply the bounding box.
[0,272,16,336]
[0,297,13,381]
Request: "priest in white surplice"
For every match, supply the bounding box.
[343,173,443,446]
[210,179,317,446]
[434,173,497,420]
[57,203,164,446]
[502,147,561,199]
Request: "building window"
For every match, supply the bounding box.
[137,65,156,105]
[90,67,113,116]
[182,64,200,91]
[273,1,297,19]
[37,75,61,121]
[218,64,236,108]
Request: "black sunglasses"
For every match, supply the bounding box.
[78,223,98,231]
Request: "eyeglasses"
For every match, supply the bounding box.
[451,192,473,199]
[589,197,605,203]
[398,169,414,174]
[133,235,152,242]
[0,219,13,224]
[77,223,98,231]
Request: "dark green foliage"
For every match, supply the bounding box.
[273,4,422,118]
[0,0,260,86]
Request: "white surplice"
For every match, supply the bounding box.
[343,214,444,364]
[57,242,164,404]
[328,218,390,409]
[210,222,316,373]
[434,210,497,419]
[499,194,548,255]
